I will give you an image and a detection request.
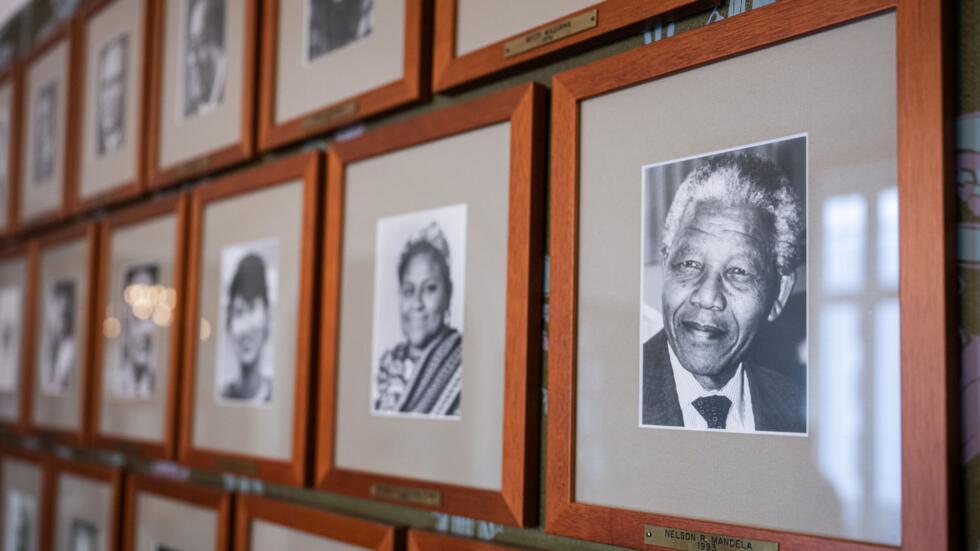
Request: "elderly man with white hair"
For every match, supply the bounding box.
[642,151,806,433]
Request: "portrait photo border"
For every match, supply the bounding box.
[66,0,154,214]
[179,150,321,486]
[235,494,403,551]
[257,0,429,152]
[25,222,101,448]
[14,23,76,233]
[544,0,956,549]
[49,456,124,551]
[0,446,54,551]
[122,473,233,551]
[316,82,546,526]
[431,0,711,93]
[0,63,23,237]
[0,244,38,435]
[90,194,189,460]
[145,0,259,190]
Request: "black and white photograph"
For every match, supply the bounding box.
[31,82,57,186]
[215,238,277,406]
[111,263,160,400]
[370,204,466,419]
[180,0,226,120]
[95,34,128,157]
[2,490,36,551]
[305,0,373,63]
[639,135,807,434]
[67,518,98,551]
[39,277,77,396]
[0,284,22,393]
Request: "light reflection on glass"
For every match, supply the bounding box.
[822,194,867,294]
[102,317,120,339]
[200,318,211,342]
[877,188,899,289]
[818,186,901,544]
[123,283,176,329]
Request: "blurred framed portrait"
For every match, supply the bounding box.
[124,474,232,551]
[50,459,121,551]
[68,0,152,212]
[235,494,401,551]
[180,151,320,485]
[431,0,704,92]
[27,224,98,445]
[91,196,187,460]
[316,84,546,526]
[17,27,72,230]
[545,2,953,550]
[0,449,49,551]
[146,0,258,189]
[0,66,20,235]
[257,0,426,150]
[0,247,32,434]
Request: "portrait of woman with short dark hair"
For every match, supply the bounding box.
[215,239,277,405]
[40,278,76,396]
[371,205,467,419]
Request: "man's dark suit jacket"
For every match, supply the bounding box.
[641,330,806,433]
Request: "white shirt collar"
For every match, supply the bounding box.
[667,342,755,432]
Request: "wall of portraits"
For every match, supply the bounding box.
[0,0,962,550]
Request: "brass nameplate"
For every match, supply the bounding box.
[370,483,441,507]
[213,457,257,475]
[643,525,777,551]
[174,156,211,178]
[302,100,358,129]
[504,9,597,58]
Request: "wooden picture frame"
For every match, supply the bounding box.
[235,494,403,550]
[123,473,233,551]
[0,244,37,434]
[0,62,22,236]
[90,195,188,460]
[0,446,53,551]
[431,0,712,92]
[15,23,75,232]
[145,0,258,189]
[179,151,320,486]
[257,0,429,151]
[66,0,153,213]
[49,457,124,551]
[316,83,546,526]
[26,222,100,447]
[546,0,954,549]
[408,531,522,551]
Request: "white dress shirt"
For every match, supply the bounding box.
[667,343,755,432]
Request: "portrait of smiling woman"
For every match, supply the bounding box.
[215,238,277,406]
[371,204,467,419]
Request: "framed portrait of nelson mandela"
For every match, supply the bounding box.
[17,27,72,229]
[179,152,319,485]
[257,0,426,150]
[27,224,98,445]
[546,2,954,550]
[91,196,187,460]
[68,0,152,212]
[316,83,546,526]
[146,0,258,189]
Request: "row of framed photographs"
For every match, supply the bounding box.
[0,0,956,549]
[0,448,517,551]
[0,0,702,236]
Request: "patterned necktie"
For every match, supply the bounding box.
[692,395,732,429]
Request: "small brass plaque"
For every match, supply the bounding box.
[643,524,778,551]
[370,483,441,507]
[504,9,598,58]
[174,156,211,178]
[302,100,358,129]
[213,457,257,475]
